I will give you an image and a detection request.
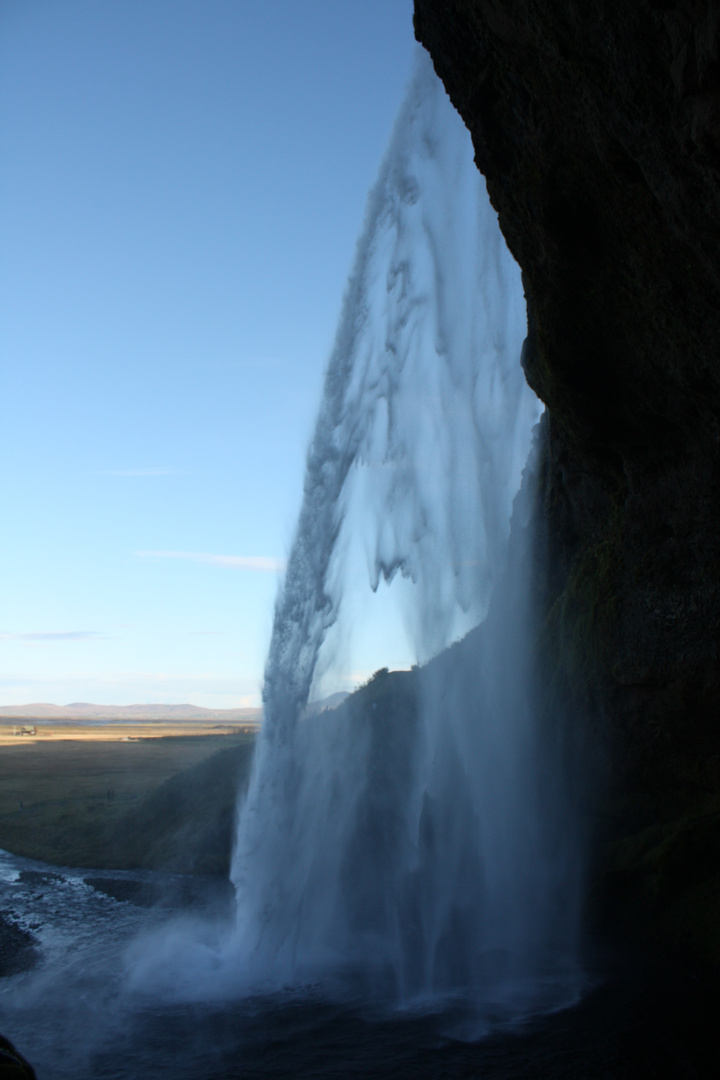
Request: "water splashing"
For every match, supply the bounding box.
[228,49,583,1022]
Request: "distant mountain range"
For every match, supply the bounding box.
[0,693,350,722]
[303,692,350,715]
[0,702,262,722]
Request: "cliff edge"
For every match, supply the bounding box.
[415,0,720,969]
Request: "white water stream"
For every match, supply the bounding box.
[225,50,583,1021]
[0,57,586,1076]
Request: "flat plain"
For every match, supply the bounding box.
[0,723,257,871]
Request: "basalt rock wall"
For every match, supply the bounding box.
[415,1,720,777]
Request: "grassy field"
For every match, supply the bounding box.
[0,724,256,873]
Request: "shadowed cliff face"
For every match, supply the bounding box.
[415,1,720,777]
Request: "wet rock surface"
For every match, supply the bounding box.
[414,0,720,770]
[0,915,38,979]
[83,873,234,913]
[415,0,720,969]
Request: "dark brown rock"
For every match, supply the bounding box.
[414,1,720,965]
[0,915,39,979]
[0,1034,36,1079]
[415,0,720,770]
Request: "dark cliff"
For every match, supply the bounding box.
[415,1,720,967]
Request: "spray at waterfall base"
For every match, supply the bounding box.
[206,51,585,1020]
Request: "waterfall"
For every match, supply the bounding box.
[227,49,583,1020]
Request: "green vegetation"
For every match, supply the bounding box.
[0,732,255,873]
[596,753,720,971]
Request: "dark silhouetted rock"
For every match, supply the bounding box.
[414,0,720,969]
[0,1034,36,1080]
[0,914,39,978]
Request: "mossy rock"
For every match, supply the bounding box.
[599,790,720,969]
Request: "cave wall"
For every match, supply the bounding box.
[415,1,720,779]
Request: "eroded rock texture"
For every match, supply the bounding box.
[415,0,720,772]
[415,2,720,963]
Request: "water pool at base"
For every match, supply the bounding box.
[0,848,713,1080]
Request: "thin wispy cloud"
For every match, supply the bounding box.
[0,631,107,642]
[96,468,183,477]
[198,356,284,372]
[136,551,286,572]
[0,671,261,708]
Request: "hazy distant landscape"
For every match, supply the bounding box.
[0,702,263,723]
[0,694,348,724]
[0,693,350,873]
[0,724,256,873]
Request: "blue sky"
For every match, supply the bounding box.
[0,0,416,707]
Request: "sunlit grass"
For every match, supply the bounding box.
[0,727,256,872]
